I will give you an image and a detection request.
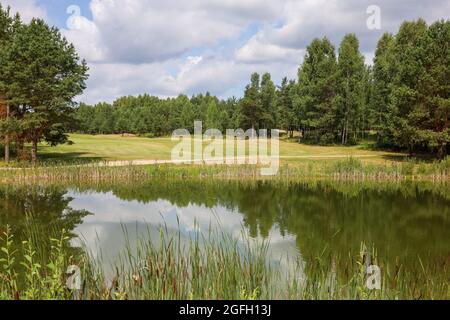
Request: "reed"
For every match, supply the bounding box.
[0,161,149,183]
[1,156,450,182]
[0,221,448,300]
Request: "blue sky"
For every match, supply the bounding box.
[36,0,92,25]
[2,0,449,104]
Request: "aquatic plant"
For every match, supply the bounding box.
[0,222,448,300]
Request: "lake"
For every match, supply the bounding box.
[0,179,449,296]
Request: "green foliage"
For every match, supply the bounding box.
[259,73,277,129]
[0,225,18,298]
[371,32,395,145]
[74,94,240,136]
[276,77,296,137]
[378,19,450,158]
[20,240,41,299]
[296,37,338,144]
[335,34,367,145]
[0,8,88,162]
[240,73,263,130]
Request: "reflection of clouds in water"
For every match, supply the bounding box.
[67,189,302,277]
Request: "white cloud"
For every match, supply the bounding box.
[59,0,450,103]
[63,14,105,62]
[2,0,47,22]
[80,54,299,104]
[64,0,284,64]
[68,190,301,274]
[81,61,179,103]
[236,35,304,64]
[235,0,450,58]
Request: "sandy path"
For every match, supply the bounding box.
[0,154,394,170]
[98,154,384,167]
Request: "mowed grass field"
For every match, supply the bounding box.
[38,134,406,165]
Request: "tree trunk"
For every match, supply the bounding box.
[16,137,24,160]
[4,104,10,163]
[342,118,349,145]
[341,123,346,145]
[437,142,445,160]
[31,137,38,163]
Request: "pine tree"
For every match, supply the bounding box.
[180,101,196,133]
[260,73,276,129]
[240,73,262,131]
[205,100,221,130]
[387,19,450,157]
[387,19,429,154]
[0,18,88,161]
[276,77,296,137]
[0,4,21,162]
[295,37,337,143]
[423,20,450,158]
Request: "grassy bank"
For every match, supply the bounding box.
[0,221,448,300]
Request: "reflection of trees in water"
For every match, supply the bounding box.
[2,180,448,270]
[73,180,450,263]
[0,185,91,260]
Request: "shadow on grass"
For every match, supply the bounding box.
[381,154,438,163]
[38,152,106,165]
[356,141,439,163]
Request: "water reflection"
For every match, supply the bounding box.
[1,180,449,274]
[0,185,90,239]
[68,190,300,273]
[0,185,91,267]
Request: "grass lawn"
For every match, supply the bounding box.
[37,133,406,165]
[40,134,176,161]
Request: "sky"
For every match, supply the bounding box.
[2,0,449,104]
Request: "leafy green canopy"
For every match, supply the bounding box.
[0,7,88,160]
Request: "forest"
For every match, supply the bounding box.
[0,2,449,161]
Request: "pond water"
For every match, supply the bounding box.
[0,180,449,277]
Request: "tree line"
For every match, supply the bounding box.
[0,5,88,162]
[75,93,240,137]
[0,1,448,161]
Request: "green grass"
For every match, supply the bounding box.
[36,134,404,165]
[39,134,177,161]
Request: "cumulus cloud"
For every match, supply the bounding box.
[54,0,450,103]
[63,0,284,64]
[235,0,450,61]
[236,34,304,64]
[2,0,47,22]
[80,54,300,104]
[63,13,105,62]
